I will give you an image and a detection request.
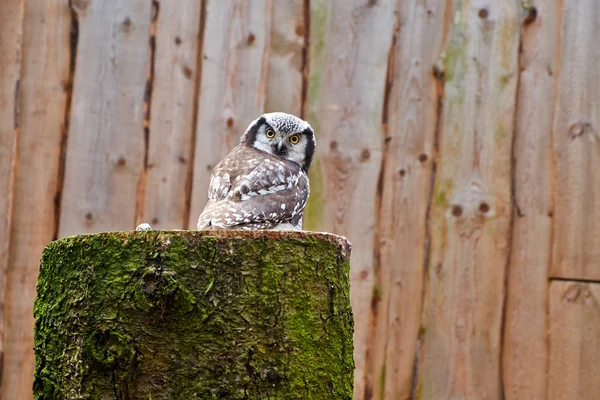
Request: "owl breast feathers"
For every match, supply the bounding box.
[197,112,315,231]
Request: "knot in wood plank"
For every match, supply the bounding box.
[448,181,495,221]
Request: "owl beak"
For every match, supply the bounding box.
[275,140,284,153]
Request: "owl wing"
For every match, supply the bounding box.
[197,149,309,230]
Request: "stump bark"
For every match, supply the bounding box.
[34,231,354,399]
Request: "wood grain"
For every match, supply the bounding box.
[0,0,23,384]
[188,0,273,227]
[303,1,397,398]
[264,0,305,116]
[58,0,152,237]
[548,281,600,400]
[417,1,520,398]
[141,0,203,229]
[502,2,557,399]
[365,1,449,399]
[550,0,600,281]
[0,1,70,398]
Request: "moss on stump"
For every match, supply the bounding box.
[34,231,354,399]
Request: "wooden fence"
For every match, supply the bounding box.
[1,0,599,399]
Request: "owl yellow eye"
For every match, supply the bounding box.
[289,134,300,144]
[265,128,275,138]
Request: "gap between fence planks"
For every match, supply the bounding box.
[187,0,273,227]
[140,0,203,230]
[550,0,600,281]
[548,281,600,400]
[0,1,71,398]
[365,1,450,399]
[58,0,151,238]
[417,1,520,398]
[502,2,557,399]
[303,1,397,398]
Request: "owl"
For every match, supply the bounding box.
[196,112,315,231]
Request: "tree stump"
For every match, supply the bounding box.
[33,231,354,399]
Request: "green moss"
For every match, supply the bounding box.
[435,190,447,207]
[499,73,512,89]
[378,360,386,400]
[415,380,423,400]
[303,1,332,233]
[499,18,519,71]
[495,125,508,142]
[443,28,468,84]
[34,231,353,399]
[434,179,454,208]
[306,0,329,110]
[372,283,382,302]
[304,157,325,231]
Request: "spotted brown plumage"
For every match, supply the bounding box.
[196,112,315,231]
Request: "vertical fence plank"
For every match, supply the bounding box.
[188,0,273,226]
[550,0,600,281]
[141,0,203,229]
[304,1,397,398]
[264,0,305,116]
[0,0,24,385]
[502,2,557,399]
[418,1,520,398]
[58,0,152,237]
[548,281,600,400]
[0,1,71,398]
[367,1,450,399]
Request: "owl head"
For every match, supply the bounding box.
[240,112,316,171]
